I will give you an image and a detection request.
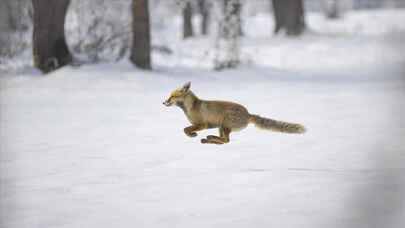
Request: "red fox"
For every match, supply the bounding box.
[163,82,306,144]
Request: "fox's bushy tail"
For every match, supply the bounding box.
[249,114,306,134]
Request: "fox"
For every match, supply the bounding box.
[163,82,306,145]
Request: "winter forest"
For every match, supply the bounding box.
[1,0,405,227]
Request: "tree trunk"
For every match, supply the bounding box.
[130,0,151,70]
[198,0,210,35]
[222,0,243,37]
[183,1,194,39]
[32,0,72,73]
[271,0,305,36]
[322,0,340,19]
[215,0,241,70]
[272,0,284,34]
[0,1,10,56]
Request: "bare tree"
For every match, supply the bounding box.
[271,0,306,36]
[130,0,151,70]
[198,0,211,35]
[32,0,72,73]
[183,1,194,39]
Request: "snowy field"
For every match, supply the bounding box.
[1,9,405,228]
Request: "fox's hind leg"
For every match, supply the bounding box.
[184,125,205,137]
[202,127,231,144]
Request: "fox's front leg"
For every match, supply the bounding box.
[184,125,205,137]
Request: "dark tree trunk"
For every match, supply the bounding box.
[198,0,210,35]
[0,1,11,56]
[272,0,284,34]
[183,1,194,39]
[271,0,306,36]
[32,0,72,73]
[130,0,151,70]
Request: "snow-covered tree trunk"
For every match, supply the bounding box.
[32,0,72,73]
[271,0,306,36]
[322,0,351,19]
[322,0,340,19]
[130,0,151,70]
[214,0,242,70]
[221,0,243,37]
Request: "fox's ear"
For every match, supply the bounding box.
[182,82,191,92]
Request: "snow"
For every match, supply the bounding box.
[1,9,405,228]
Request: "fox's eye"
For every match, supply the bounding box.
[171,91,182,97]
[170,94,179,100]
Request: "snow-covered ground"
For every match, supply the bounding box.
[1,9,405,228]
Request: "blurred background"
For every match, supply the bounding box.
[0,1,404,228]
[0,0,405,71]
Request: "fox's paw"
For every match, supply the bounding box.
[201,138,224,145]
[206,135,217,140]
[184,128,197,137]
[185,132,197,137]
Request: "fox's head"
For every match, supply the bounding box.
[163,82,191,107]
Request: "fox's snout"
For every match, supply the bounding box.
[163,99,172,107]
